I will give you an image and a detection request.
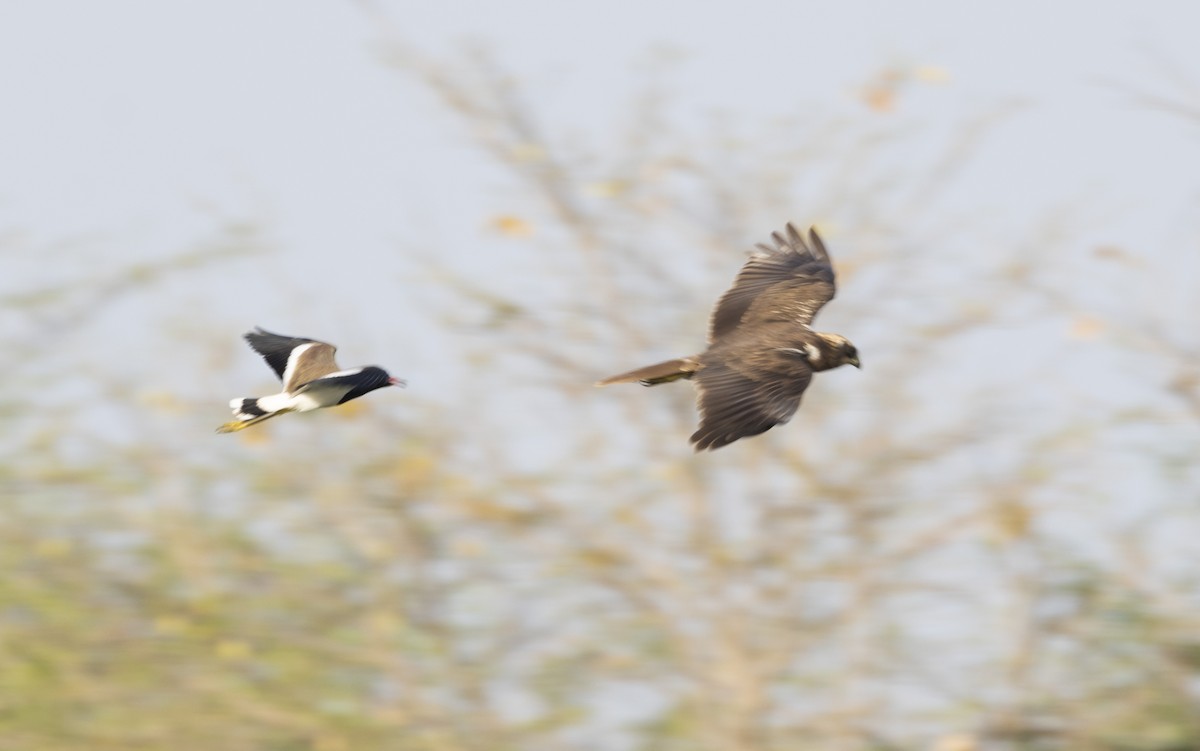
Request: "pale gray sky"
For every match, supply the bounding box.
[3,2,1196,236]
[3,0,1198,428]
[6,6,1199,736]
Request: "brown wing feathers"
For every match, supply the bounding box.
[243,328,341,393]
[690,353,811,451]
[284,343,340,392]
[708,224,835,342]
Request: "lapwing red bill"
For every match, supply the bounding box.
[596,223,860,451]
[216,327,405,434]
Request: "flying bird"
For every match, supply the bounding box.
[597,223,860,451]
[216,327,405,433]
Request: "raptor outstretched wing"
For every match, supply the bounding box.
[690,356,812,451]
[708,224,836,342]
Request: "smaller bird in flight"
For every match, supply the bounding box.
[216,327,405,434]
[597,223,860,451]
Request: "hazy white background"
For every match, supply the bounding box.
[2,1,1198,451]
[4,4,1200,747]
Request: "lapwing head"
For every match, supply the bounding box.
[360,365,407,389]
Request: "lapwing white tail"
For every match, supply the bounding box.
[215,395,295,434]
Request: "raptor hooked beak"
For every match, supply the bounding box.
[848,356,861,369]
[388,377,407,388]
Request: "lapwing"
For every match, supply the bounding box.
[216,327,405,434]
[597,223,860,451]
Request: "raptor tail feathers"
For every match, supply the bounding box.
[595,357,701,387]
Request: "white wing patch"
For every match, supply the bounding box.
[777,345,823,363]
[318,367,364,380]
[282,342,318,391]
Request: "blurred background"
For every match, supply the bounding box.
[3,2,1200,749]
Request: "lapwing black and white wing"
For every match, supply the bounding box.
[690,357,812,451]
[243,327,341,393]
[708,224,836,342]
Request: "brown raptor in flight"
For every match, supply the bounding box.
[597,223,860,451]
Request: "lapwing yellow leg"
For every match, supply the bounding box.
[215,408,296,434]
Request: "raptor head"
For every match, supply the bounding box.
[816,333,861,369]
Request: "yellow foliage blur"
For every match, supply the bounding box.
[491,214,534,237]
[860,63,950,111]
[915,65,951,83]
[140,390,184,414]
[393,451,438,489]
[238,426,271,445]
[153,615,191,636]
[989,499,1032,543]
[311,735,350,751]
[33,538,72,559]
[933,734,978,751]
[509,142,546,162]
[335,399,367,419]
[1070,315,1106,340]
[584,180,627,198]
[214,640,253,661]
